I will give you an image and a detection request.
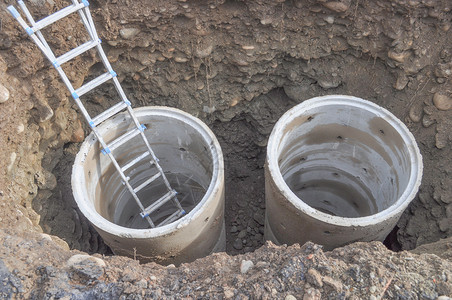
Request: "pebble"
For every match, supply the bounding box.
[306,269,323,287]
[0,83,9,103]
[303,288,321,300]
[322,276,343,292]
[388,50,411,63]
[66,254,106,280]
[433,92,452,111]
[253,212,265,226]
[437,296,452,300]
[150,275,157,281]
[120,28,140,39]
[285,295,297,300]
[230,225,238,233]
[233,238,243,250]
[394,73,409,90]
[409,105,423,122]
[369,285,377,293]
[195,44,213,58]
[224,288,234,299]
[7,152,17,173]
[17,123,25,133]
[71,120,85,143]
[322,2,349,12]
[240,260,254,274]
[237,230,247,239]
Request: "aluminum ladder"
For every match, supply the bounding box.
[7,0,185,228]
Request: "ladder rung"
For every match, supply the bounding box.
[134,173,161,193]
[75,71,114,98]
[56,39,100,66]
[92,101,128,126]
[106,127,142,153]
[121,151,151,173]
[33,2,87,32]
[158,209,185,227]
[140,190,177,218]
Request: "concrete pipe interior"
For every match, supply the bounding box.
[72,106,225,264]
[265,95,423,248]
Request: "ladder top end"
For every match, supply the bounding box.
[7,6,20,19]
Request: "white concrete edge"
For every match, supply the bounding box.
[72,106,224,239]
[267,95,423,227]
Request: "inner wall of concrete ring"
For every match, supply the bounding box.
[265,95,423,251]
[72,106,225,265]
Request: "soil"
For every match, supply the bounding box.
[0,0,452,298]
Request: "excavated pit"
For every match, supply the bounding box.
[1,0,451,272]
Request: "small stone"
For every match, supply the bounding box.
[438,218,452,232]
[174,56,188,63]
[322,2,349,12]
[150,275,157,281]
[66,254,105,280]
[7,152,16,173]
[136,279,148,289]
[230,225,238,233]
[195,44,213,58]
[253,211,265,226]
[0,83,9,103]
[422,115,435,128]
[388,50,411,63]
[303,288,321,300]
[285,295,297,300]
[409,105,423,122]
[369,296,377,300]
[120,28,140,39]
[233,238,243,250]
[437,296,452,300]
[71,119,85,143]
[433,92,452,111]
[17,123,25,133]
[240,260,254,274]
[324,16,335,24]
[307,269,323,287]
[224,288,234,299]
[369,285,377,293]
[394,73,409,90]
[322,276,343,292]
[237,230,247,239]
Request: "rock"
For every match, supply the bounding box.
[120,28,140,39]
[71,119,85,143]
[0,83,10,103]
[230,225,238,233]
[303,288,321,300]
[7,152,16,173]
[433,92,452,111]
[233,238,243,250]
[253,211,265,226]
[322,2,349,12]
[224,288,234,299]
[66,254,106,281]
[323,276,343,292]
[409,105,423,122]
[437,296,452,300]
[136,279,148,289]
[438,218,452,232]
[306,269,323,287]
[285,295,297,300]
[237,230,247,239]
[394,73,409,90]
[240,260,254,274]
[195,44,213,58]
[388,50,411,63]
[150,275,157,281]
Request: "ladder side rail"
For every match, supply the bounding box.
[71,0,96,41]
[17,0,52,51]
[104,150,155,228]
